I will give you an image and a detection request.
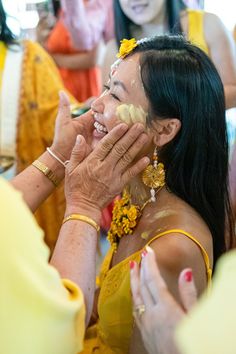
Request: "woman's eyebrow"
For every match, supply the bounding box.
[113,80,129,94]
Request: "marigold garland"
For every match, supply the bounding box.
[107,190,141,251]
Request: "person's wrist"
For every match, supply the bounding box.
[50,144,71,163]
[65,200,102,225]
[39,150,65,182]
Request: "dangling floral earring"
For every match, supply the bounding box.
[142,147,165,202]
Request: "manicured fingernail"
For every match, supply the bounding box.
[76,135,81,144]
[142,249,148,257]
[184,270,193,282]
[130,261,135,269]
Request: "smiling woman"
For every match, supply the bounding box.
[81,35,235,354]
[92,52,149,148]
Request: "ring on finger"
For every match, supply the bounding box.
[133,304,146,318]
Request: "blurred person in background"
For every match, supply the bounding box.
[0,0,79,252]
[37,0,114,102]
[103,0,236,110]
[60,0,114,52]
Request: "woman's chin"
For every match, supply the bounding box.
[91,129,107,150]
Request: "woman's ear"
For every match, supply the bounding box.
[153,118,181,147]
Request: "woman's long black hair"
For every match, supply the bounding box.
[0,0,16,45]
[131,35,235,265]
[113,0,186,46]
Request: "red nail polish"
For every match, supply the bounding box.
[142,249,148,257]
[184,270,192,282]
[130,261,135,269]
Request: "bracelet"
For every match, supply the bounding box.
[46,147,69,168]
[62,214,100,233]
[32,160,60,187]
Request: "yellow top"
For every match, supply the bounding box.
[82,229,212,353]
[0,177,85,354]
[187,9,209,55]
[0,41,7,90]
[176,249,236,354]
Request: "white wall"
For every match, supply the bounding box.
[204,0,235,31]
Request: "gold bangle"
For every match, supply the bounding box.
[32,160,59,187]
[62,214,100,233]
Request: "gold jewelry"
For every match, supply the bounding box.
[142,147,165,202]
[32,160,59,187]
[62,214,100,233]
[133,304,146,318]
[107,187,163,251]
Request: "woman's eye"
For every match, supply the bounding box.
[103,84,110,91]
[103,85,121,101]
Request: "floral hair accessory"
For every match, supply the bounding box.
[116,38,138,59]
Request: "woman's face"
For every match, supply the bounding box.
[91,53,153,151]
[119,0,165,25]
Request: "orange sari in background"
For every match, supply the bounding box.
[46,18,101,101]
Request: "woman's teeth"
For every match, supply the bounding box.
[94,121,108,134]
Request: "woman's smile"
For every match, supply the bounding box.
[93,121,108,137]
[131,3,148,14]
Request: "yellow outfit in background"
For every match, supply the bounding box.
[0,40,78,251]
[187,9,209,55]
[0,177,85,354]
[176,250,236,354]
[83,230,211,353]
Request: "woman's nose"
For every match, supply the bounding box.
[91,91,107,112]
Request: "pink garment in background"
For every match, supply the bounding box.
[61,0,114,50]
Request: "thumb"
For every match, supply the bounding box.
[57,91,71,125]
[67,135,90,172]
[178,268,197,312]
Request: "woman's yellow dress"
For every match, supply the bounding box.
[83,229,212,353]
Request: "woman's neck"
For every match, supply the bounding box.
[126,175,151,206]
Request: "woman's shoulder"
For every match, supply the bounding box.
[203,11,228,43]
[146,196,213,271]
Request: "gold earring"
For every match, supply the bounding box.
[142,147,165,202]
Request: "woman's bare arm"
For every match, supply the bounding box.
[205,12,236,109]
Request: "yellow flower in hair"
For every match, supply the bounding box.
[116,38,138,58]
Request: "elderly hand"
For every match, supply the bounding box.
[65,123,150,223]
[130,246,197,354]
[51,91,94,162]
